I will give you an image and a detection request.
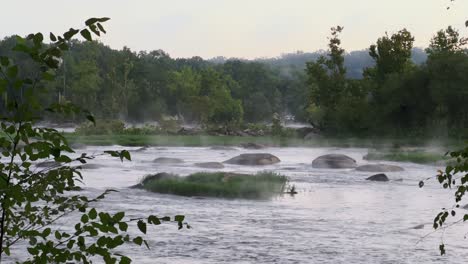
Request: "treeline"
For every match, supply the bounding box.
[0,25,466,137]
[0,37,308,125]
[304,26,468,137]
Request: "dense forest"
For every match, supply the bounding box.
[0,25,466,137]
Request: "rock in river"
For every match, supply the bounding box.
[224,153,280,166]
[366,173,389,182]
[153,157,184,164]
[240,143,266,149]
[356,164,404,172]
[312,154,357,169]
[195,162,225,169]
[210,146,238,151]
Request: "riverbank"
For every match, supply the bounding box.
[65,133,462,148]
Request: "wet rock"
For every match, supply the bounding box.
[195,162,225,169]
[411,224,425,229]
[153,157,184,164]
[36,161,62,168]
[356,164,404,172]
[78,163,105,170]
[366,173,389,182]
[70,143,86,149]
[240,143,266,149]
[312,154,357,169]
[131,172,177,188]
[133,146,149,152]
[210,146,238,151]
[224,153,280,166]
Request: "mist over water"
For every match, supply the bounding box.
[6,145,468,263]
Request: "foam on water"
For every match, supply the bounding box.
[6,146,468,263]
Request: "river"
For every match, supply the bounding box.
[7,146,468,263]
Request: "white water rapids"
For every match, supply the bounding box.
[5,146,468,263]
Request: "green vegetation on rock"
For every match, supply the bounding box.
[140,172,288,199]
[364,149,447,164]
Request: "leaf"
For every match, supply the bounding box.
[118,222,128,231]
[439,244,446,255]
[174,215,185,222]
[89,208,97,219]
[86,115,96,126]
[113,212,125,222]
[137,220,147,234]
[120,256,132,264]
[0,56,9,66]
[97,23,106,33]
[133,237,143,246]
[121,150,131,161]
[63,28,79,40]
[98,17,111,22]
[7,65,18,79]
[81,214,89,223]
[80,29,92,41]
[85,18,99,26]
[464,214,468,221]
[50,32,57,42]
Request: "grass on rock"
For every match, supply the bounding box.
[140,172,288,199]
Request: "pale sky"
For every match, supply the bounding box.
[1,0,467,59]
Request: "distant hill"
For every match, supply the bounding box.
[209,48,428,79]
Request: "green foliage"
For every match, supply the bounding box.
[364,149,446,164]
[75,119,126,135]
[140,172,288,199]
[419,143,468,255]
[0,19,187,263]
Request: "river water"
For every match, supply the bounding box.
[7,146,468,263]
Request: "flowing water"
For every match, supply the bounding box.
[6,146,468,263]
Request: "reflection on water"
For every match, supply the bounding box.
[7,146,468,263]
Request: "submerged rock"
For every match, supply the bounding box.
[356,164,404,172]
[366,173,389,182]
[240,143,266,149]
[210,146,238,151]
[153,157,184,164]
[133,146,149,152]
[36,161,62,168]
[312,154,357,169]
[78,163,105,170]
[224,153,280,166]
[411,224,425,229]
[195,162,225,169]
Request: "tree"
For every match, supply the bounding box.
[0,19,187,263]
[364,29,415,82]
[305,26,347,130]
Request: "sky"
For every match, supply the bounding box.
[1,0,467,59]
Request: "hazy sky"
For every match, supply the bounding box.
[1,0,467,59]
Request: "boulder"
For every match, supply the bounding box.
[210,146,238,151]
[133,146,149,152]
[153,157,184,164]
[70,143,86,149]
[36,161,62,168]
[366,173,389,182]
[312,154,357,169]
[411,224,425,230]
[131,172,177,188]
[224,153,280,166]
[195,162,225,169]
[240,143,266,149]
[77,163,105,170]
[356,164,404,172]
